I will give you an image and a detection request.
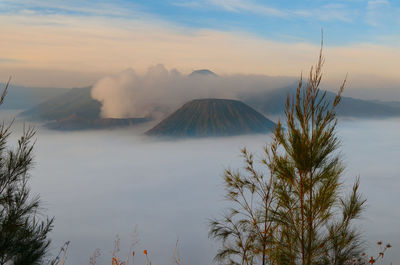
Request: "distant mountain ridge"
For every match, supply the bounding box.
[20,86,100,121]
[0,83,69,110]
[20,87,148,130]
[240,84,400,118]
[19,81,400,131]
[146,98,276,137]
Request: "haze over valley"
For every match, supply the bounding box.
[1,111,397,265]
[7,67,400,135]
[1,1,400,264]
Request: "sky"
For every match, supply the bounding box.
[0,0,399,91]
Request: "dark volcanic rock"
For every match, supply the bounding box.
[45,114,148,131]
[146,98,276,137]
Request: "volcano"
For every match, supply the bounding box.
[146,98,276,137]
[188,69,217,77]
[20,87,149,130]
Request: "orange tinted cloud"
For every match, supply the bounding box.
[0,13,399,89]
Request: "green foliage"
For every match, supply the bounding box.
[0,81,54,265]
[209,47,366,265]
[209,145,279,265]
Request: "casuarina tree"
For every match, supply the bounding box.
[0,80,54,265]
[210,44,366,265]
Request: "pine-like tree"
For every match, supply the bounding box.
[210,45,366,265]
[209,145,280,265]
[271,45,365,265]
[0,80,54,265]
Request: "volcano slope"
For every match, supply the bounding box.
[146,98,276,137]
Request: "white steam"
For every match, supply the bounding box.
[91,64,295,119]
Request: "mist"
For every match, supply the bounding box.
[91,65,400,121]
[91,65,296,119]
[0,110,395,264]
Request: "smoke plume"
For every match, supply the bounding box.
[91,65,295,119]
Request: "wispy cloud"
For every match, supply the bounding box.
[0,0,141,18]
[173,1,204,9]
[366,0,391,26]
[1,11,400,89]
[2,0,398,44]
[0,58,22,63]
[208,0,353,22]
[0,0,399,90]
[209,0,288,17]
[295,4,354,22]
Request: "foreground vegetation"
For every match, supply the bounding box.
[0,80,54,265]
[209,47,390,265]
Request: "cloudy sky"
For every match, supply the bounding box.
[0,0,399,89]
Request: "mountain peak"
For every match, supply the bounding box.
[146,98,275,138]
[188,69,217,77]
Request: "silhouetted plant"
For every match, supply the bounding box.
[49,241,70,265]
[210,42,367,265]
[344,241,392,265]
[0,79,54,265]
[209,144,280,265]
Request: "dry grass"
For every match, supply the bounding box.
[107,236,181,265]
[345,241,392,265]
[50,229,182,265]
[50,238,391,265]
[50,241,70,265]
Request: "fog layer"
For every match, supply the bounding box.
[5,113,399,264]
